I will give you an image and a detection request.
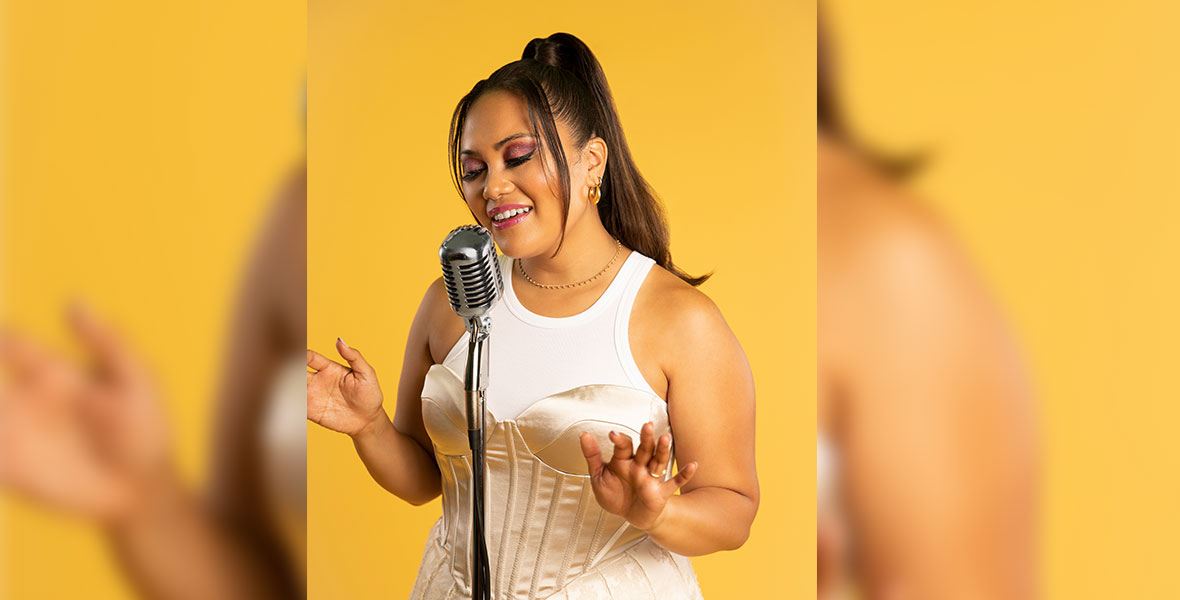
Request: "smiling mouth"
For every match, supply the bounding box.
[490,206,533,230]
[492,206,532,222]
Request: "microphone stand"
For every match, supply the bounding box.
[464,314,491,600]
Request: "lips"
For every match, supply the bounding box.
[488,204,533,230]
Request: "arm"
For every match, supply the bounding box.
[307,277,462,506]
[106,470,295,600]
[192,163,306,599]
[0,168,307,600]
[644,287,759,555]
[0,301,295,600]
[112,166,309,599]
[579,273,759,557]
[830,215,1037,599]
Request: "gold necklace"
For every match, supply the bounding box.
[518,239,623,290]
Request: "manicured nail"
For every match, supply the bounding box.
[337,337,349,349]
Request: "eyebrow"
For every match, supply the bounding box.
[459,133,535,156]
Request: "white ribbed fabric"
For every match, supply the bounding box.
[443,250,658,421]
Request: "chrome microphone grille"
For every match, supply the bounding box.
[439,225,503,319]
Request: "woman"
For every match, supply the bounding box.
[307,33,758,598]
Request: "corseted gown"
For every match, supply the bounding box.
[410,251,703,599]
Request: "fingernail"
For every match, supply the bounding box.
[337,337,349,349]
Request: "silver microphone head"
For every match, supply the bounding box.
[439,225,503,320]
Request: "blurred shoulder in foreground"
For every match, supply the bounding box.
[819,132,1038,600]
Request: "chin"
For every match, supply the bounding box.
[493,238,530,259]
[492,230,555,260]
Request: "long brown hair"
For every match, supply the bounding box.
[448,32,708,286]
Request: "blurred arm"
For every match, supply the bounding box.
[108,165,308,600]
[831,213,1038,600]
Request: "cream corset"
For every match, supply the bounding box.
[412,364,699,600]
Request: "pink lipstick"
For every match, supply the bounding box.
[488,204,533,230]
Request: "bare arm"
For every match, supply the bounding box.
[646,286,759,555]
[106,471,294,600]
[580,272,759,557]
[192,163,306,599]
[828,214,1037,599]
[308,277,462,506]
[104,166,306,600]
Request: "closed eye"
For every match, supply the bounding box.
[461,159,486,182]
[460,150,535,182]
[505,150,535,168]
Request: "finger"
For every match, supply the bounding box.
[0,328,53,381]
[306,349,342,373]
[335,337,376,380]
[649,433,672,476]
[67,301,138,381]
[634,422,656,466]
[608,430,634,464]
[0,330,85,409]
[663,461,699,493]
[579,432,605,477]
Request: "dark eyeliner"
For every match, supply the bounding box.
[505,150,535,168]
[461,166,486,182]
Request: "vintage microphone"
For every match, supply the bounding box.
[438,225,502,600]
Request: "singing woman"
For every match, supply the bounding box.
[307,32,758,598]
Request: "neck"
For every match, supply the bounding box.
[519,216,622,286]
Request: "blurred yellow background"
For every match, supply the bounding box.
[825,1,1180,597]
[308,1,813,598]
[1,1,304,597]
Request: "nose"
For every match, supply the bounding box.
[483,165,515,205]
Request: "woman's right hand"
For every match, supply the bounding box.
[306,338,386,437]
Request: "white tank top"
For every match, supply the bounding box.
[442,250,659,420]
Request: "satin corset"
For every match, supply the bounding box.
[415,363,680,599]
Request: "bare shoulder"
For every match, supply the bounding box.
[819,136,957,273]
[821,177,983,307]
[415,276,465,365]
[819,166,1021,389]
[636,264,727,332]
[632,264,743,371]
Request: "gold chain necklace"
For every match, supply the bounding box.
[518,239,623,290]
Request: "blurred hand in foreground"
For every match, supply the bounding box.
[0,303,172,523]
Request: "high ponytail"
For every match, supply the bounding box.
[448,32,709,286]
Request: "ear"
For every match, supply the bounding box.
[584,136,608,181]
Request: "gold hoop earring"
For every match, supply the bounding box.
[589,178,602,205]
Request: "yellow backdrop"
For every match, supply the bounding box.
[308,1,813,598]
[825,1,1180,597]
[1,1,304,598]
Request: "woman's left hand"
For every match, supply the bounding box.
[579,422,698,531]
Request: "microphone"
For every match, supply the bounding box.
[438,224,501,600]
[439,224,503,324]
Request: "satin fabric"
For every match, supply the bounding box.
[410,364,702,599]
